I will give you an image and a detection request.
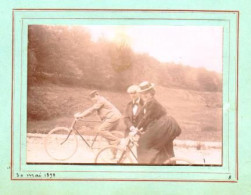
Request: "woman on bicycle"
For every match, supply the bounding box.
[136,81,182,164]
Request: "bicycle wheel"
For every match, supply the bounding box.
[44,127,78,161]
[164,157,194,165]
[90,135,108,150]
[95,146,133,163]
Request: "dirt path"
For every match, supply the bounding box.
[27,134,221,165]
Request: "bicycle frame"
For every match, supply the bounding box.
[116,133,194,165]
[116,134,138,163]
[60,118,99,149]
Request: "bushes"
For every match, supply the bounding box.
[27,86,70,120]
[27,92,53,120]
[27,85,95,121]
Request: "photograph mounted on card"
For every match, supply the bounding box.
[11,9,238,181]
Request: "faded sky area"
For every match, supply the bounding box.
[84,25,223,73]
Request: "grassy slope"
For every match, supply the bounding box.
[27,84,222,142]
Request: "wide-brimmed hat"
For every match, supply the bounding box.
[138,81,155,93]
[89,90,99,98]
[127,85,140,94]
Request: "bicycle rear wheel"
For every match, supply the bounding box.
[44,127,78,161]
[164,157,194,165]
[95,146,132,163]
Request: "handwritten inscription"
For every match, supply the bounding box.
[16,172,56,179]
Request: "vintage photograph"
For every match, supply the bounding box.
[27,25,223,165]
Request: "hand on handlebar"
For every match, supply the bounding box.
[129,130,137,137]
[74,112,83,119]
[129,127,144,136]
[129,126,137,132]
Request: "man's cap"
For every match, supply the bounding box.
[127,85,140,94]
[89,90,99,98]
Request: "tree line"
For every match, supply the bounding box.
[28,25,222,92]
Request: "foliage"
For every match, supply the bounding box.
[28,25,222,92]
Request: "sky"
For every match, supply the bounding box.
[83,25,223,73]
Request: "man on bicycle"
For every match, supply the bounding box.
[124,85,144,137]
[74,90,122,145]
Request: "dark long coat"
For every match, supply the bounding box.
[123,98,144,137]
[136,98,182,164]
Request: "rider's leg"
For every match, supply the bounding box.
[97,119,120,144]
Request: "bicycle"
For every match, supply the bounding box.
[44,114,124,161]
[95,129,194,165]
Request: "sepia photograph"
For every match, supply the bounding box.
[26,25,223,165]
[0,0,248,192]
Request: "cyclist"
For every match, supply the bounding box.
[74,90,122,145]
[124,85,144,137]
[135,81,182,164]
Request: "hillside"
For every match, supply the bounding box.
[28,25,222,92]
[27,84,222,142]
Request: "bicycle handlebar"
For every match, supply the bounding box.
[74,112,100,122]
[128,128,143,143]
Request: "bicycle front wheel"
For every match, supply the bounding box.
[44,127,78,161]
[95,146,133,164]
[164,157,194,165]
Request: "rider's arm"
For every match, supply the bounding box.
[78,100,104,117]
[136,102,154,129]
[137,99,167,129]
